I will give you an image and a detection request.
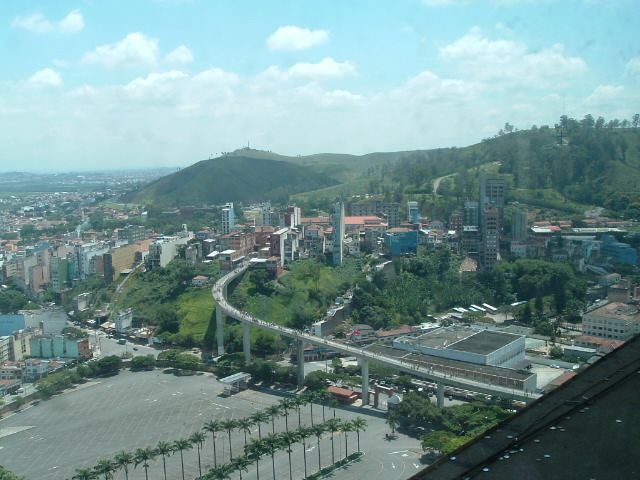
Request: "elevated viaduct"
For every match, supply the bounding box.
[213,265,540,408]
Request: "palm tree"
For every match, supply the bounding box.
[93,459,116,480]
[296,425,314,480]
[325,418,341,465]
[263,433,283,480]
[316,390,331,422]
[310,424,325,472]
[172,438,193,480]
[207,463,232,480]
[340,421,355,459]
[280,430,298,480]
[266,404,281,434]
[303,391,316,426]
[189,430,207,478]
[155,441,173,480]
[250,411,270,439]
[351,417,368,453]
[113,451,134,480]
[386,413,400,436]
[236,416,254,447]
[230,455,252,480]
[293,395,306,428]
[279,398,295,431]
[221,418,239,460]
[72,468,97,480]
[133,447,156,480]
[245,437,266,480]
[203,419,223,468]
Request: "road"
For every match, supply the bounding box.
[432,173,455,195]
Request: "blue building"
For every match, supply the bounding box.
[601,234,637,266]
[385,228,419,255]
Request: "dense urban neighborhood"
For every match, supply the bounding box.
[1,118,640,480]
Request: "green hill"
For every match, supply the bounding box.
[122,154,340,206]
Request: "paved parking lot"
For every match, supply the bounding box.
[0,369,426,480]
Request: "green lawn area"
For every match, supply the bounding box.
[177,287,216,338]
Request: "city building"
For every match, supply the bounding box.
[351,200,401,228]
[115,308,133,333]
[384,227,419,256]
[582,302,640,340]
[332,199,345,266]
[393,325,526,368]
[407,201,419,223]
[221,202,234,234]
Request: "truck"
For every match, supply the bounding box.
[117,338,126,345]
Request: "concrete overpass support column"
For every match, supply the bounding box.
[216,304,224,356]
[296,340,305,390]
[243,322,251,364]
[361,359,370,406]
[437,380,445,408]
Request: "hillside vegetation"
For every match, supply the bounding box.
[122,154,339,207]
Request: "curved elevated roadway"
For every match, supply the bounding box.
[213,265,540,407]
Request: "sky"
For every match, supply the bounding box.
[1,0,638,173]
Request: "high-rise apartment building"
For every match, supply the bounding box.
[332,199,345,266]
[221,202,234,234]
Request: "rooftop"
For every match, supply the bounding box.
[401,326,522,355]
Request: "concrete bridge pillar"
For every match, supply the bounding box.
[243,322,251,364]
[437,380,445,408]
[360,359,370,406]
[296,339,305,389]
[216,304,224,356]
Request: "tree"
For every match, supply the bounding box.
[340,420,354,459]
[189,430,207,478]
[93,459,116,480]
[172,439,192,480]
[236,416,254,448]
[263,433,283,480]
[386,414,400,436]
[133,447,156,480]
[245,437,266,480]
[279,397,296,431]
[351,417,368,453]
[113,451,134,480]
[203,420,223,468]
[549,345,564,359]
[73,468,97,480]
[266,404,282,435]
[230,455,252,480]
[155,441,173,480]
[325,418,341,465]
[310,424,325,472]
[297,425,314,479]
[280,430,299,480]
[250,410,270,439]
[207,463,232,480]
[221,419,239,459]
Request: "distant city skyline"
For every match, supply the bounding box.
[1,1,638,173]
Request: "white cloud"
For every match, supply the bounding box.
[123,70,188,102]
[58,9,84,34]
[12,13,53,33]
[439,32,587,87]
[27,68,63,88]
[83,33,159,69]
[262,58,357,83]
[625,57,640,77]
[164,46,194,66]
[12,10,84,34]
[585,84,625,105]
[391,70,476,101]
[267,26,329,51]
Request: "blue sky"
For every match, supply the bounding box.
[1,0,638,172]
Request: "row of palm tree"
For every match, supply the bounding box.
[199,417,368,480]
[70,389,353,480]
